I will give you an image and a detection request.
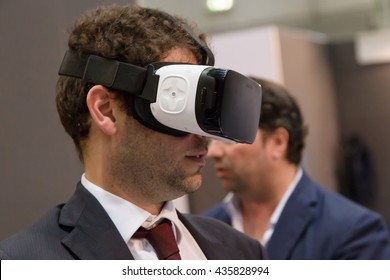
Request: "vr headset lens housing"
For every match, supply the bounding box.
[58,51,262,143]
[217,70,262,142]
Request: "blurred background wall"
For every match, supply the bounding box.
[2,0,390,239]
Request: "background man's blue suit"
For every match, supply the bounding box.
[203,171,390,259]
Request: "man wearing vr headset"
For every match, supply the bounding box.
[0,4,266,260]
[203,77,390,259]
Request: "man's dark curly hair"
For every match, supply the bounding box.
[56,4,210,161]
[250,77,308,165]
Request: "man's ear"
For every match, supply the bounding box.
[270,127,289,160]
[86,85,117,136]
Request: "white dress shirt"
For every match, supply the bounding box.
[81,174,206,260]
[224,168,303,246]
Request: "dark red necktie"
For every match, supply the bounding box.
[133,219,182,260]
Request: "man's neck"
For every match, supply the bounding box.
[238,163,299,242]
[83,171,164,215]
[240,199,274,242]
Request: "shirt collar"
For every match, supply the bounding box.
[81,174,181,243]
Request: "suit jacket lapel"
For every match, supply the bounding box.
[59,183,133,260]
[266,172,317,259]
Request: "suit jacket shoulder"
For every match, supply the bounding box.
[0,183,133,260]
[1,184,134,260]
[0,204,84,259]
[267,172,390,259]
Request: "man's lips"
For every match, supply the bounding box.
[186,151,207,166]
[214,167,228,178]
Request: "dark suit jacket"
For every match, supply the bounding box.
[0,183,266,260]
[203,171,390,259]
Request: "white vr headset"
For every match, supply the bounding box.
[58,50,262,143]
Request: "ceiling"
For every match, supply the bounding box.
[139,0,390,42]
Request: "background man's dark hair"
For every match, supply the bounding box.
[250,77,308,165]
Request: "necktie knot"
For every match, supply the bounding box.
[133,219,181,260]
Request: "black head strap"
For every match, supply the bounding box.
[58,50,159,102]
[180,23,215,66]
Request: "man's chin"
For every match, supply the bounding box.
[221,182,237,193]
[183,173,202,193]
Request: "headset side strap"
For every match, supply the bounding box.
[58,50,153,100]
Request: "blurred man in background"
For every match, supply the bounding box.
[203,77,390,259]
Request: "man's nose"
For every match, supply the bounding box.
[191,134,210,146]
[207,140,225,159]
